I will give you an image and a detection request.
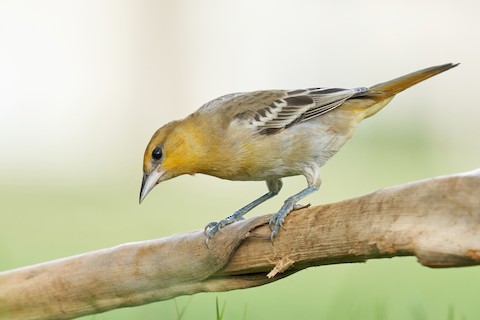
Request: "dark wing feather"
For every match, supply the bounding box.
[239,87,370,134]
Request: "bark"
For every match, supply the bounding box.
[1,169,479,320]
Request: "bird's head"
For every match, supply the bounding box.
[139,119,200,203]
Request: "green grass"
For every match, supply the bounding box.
[174,297,192,320]
[215,297,227,320]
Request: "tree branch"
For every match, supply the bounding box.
[1,169,480,320]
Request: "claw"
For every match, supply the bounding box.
[268,200,297,241]
[270,229,277,243]
[205,236,210,247]
[205,233,213,248]
[270,185,319,242]
[204,222,217,236]
[204,221,221,247]
[203,214,245,246]
[293,203,310,211]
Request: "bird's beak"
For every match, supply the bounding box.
[139,165,165,204]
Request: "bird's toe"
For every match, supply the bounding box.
[292,203,310,211]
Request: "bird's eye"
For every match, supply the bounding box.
[152,147,163,161]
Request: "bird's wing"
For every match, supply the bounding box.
[232,87,370,135]
[199,92,246,112]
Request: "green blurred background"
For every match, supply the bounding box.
[1,1,479,319]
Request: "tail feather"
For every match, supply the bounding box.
[370,63,459,95]
[352,63,459,119]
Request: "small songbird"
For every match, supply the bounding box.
[140,63,458,242]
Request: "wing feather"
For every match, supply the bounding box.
[238,87,369,134]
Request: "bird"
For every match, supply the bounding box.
[139,63,458,243]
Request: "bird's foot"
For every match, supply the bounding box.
[204,214,245,246]
[268,201,310,241]
[292,203,310,211]
[269,199,297,241]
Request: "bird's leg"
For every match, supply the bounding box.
[204,179,282,244]
[204,192,276,243]
[269,184,320,241]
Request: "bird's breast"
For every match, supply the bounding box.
[200,117,355,182]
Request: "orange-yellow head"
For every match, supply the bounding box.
[139,119,202,203]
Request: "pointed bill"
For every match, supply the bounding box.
[139,165,164,203]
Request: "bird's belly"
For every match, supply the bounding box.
[209,114,359,182]
[236,122,352,181]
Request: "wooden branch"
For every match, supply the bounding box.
[1,169,480,320]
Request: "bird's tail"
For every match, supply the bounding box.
[370,63,458,95]
[360,63,458,119]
